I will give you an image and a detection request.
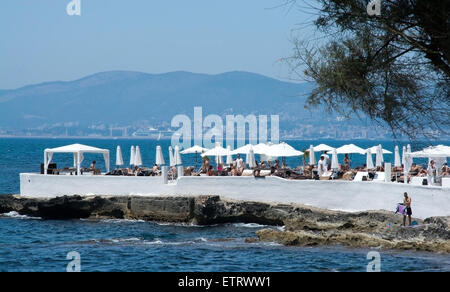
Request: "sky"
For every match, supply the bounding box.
[0,0,317,89]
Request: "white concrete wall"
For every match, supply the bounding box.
[20,173,450,219]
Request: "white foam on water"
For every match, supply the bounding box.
[100,219,145,223]
[1,211,41,220]
[232,223,268,228]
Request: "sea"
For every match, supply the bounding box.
[0,137,449,272]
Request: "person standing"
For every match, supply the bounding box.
[235,154,244,169]
[318,156,326,177]
[403,192,412,226]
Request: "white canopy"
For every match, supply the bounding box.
[44,143,110,175]
[202,143,229,157]
[265,142,304,157]
[253,143,272,155]
[406,145,450,158]
[366,146,392,154]
[314,144,335,152]
[335,144,366,155]
[180,145,209,155]
[253,143,277,161]
[231,144,255,155]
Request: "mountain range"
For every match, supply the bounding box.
[0,70,370,136]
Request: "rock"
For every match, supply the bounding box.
[128,196,194,222]
[0,194,448,253]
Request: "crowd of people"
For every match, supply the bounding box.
[106,151,449,185]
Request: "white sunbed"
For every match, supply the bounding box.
[410,176,427,186]
[442,177,450,188]
[353,171,369,182]
[373,172,385,182]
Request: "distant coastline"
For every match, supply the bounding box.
[0,135,428,142]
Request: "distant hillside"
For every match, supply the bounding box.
[0,71,322,129]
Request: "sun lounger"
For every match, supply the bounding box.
[260,170,271,177]
[442,177,450,188]
[353,171,369,182]
[373,172,385,182]
[410,176,427,186]
[242,169,254,177]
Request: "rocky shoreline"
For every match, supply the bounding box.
[0,194,448,253]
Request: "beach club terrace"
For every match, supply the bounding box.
[20,143,450,219]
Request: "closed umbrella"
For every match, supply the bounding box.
[309,145,316,165]
[226,145,233,165]
[375,144,384,167]
[155,146,165,166]
[174,145,182,166]
[169,146,175,167]
[134,146,143,167]
[366,148,375,170]
[116,146,124,167]
[130,146,136,166]
[331,148,339,170]
[402,146,408,166]
[216,155,224,165]
[247,146,256,168]
[394,146,401,167]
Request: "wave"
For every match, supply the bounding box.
[100,219,145,224]
[1,211,41,220]
[232,223,268,228]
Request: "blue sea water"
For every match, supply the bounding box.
[0,138,448,272]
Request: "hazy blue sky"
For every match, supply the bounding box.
[0,0,317,89]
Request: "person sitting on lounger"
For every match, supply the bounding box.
[273,160,280,169]
[152,164,160,175]
[260,161,267,169]
[90,161,100,175]
[207,165,214,176]
[441,163,449,176]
